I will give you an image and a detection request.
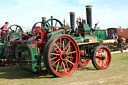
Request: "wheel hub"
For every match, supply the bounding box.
[101,56,105,60]
[62,53,67,59]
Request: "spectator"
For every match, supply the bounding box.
[117,36,123,52]
[110,33,118,39]
[0,22,9,42]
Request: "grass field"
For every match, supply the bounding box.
[0,53,128,85]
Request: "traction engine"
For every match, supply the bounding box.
[0,25,23,66]
[8,5,111,77]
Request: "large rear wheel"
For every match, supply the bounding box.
[44,35,79,77]
[92,45,111,70]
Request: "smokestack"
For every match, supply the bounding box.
[42,17,46,27]
[86,5,92,28]
[70,12,75,29]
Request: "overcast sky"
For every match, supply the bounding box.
[0,0,128,30]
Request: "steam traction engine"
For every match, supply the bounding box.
[13,5,111,77]
[0,25,23,66]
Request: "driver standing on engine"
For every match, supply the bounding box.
[0,22,9,42]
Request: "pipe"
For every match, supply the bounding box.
[86,5,92,28]
[70,12,75,29]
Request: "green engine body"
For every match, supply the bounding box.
[16,43,46,72]
[93,29,106,42]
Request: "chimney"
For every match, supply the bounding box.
[86,5,92,28]
[70,12,75,29]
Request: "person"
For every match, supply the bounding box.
[110,33,118,39]
[0,22,9,42]
[117,36,123,52]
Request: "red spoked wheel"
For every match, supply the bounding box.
[79,51,90,66]
[44,35,79,77]
[92,45,111,70]
[79,58,90,66]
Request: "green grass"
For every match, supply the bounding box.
[0,53,128,85]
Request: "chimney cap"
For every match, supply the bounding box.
[42,17,46,20]
[86,5,92,8]
[69,12,75,14]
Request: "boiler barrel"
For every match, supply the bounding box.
[100,39,117,44]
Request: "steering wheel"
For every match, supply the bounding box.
[31,18,63,34]
[7,24,23,41]
[44,18,63,29]
[7,24,23,34]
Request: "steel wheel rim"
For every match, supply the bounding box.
[95,47,111,69]
[49,36,79,76]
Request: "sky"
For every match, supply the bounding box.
[0,0,128,30]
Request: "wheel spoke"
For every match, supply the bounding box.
[52,46,58,53]
[60,38,62,50]
[15,26,17,32]
[50,56,57,61]
[98,49,102,56]
[105,59,108,62]
[59,61,63,73]
[65,60,69,71]
[56,62,59,71]
[50,53,60,56]
[104,52,107,56]
[63,39,65,50]
[9,27,13,31]
[54,42,61,51]
[66,59,74,65]
[51,59,60,66]
[62,61,67,73]
[67,51,76,55]
[67,56,73,59]
[64,41,71,51]
[102,60,104,66]
[66,46,71,53]
[47,22,51,27]
[96,60,100,65]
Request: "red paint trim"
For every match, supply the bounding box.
[30,45,37,48]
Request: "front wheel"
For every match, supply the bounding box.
[44,35,79,77]
[92,45,111,70]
